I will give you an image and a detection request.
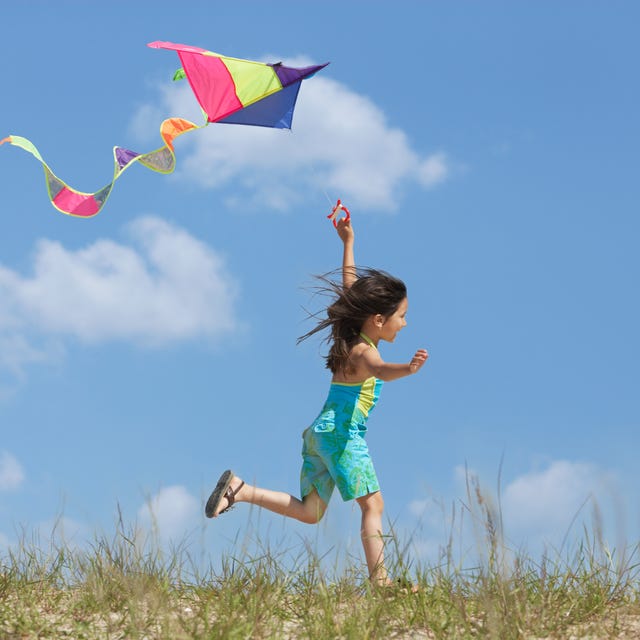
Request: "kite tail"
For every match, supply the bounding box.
[0,118,205,218]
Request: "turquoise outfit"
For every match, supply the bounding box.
[300,333,383,504]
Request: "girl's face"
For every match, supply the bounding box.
[379,297,408,342]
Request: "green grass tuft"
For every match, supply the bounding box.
[1,492,639,639]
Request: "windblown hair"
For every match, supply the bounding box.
[298,268,407,375]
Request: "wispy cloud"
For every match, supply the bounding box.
[0,334,62,398]
[131,65,450,212]
[0,451,25,491]
[501,460,604,539]
[37,516,90,549]
[137,485,200,542]
[0,451,24,491]
[406,460,615,561]
[449,460,605,542]
[0,216,240,383]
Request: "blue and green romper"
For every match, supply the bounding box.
[300,333,383,504]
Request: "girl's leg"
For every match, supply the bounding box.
[214,475,327,524]
[356,491,388,585]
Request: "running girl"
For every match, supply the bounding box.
[206,216,428,586]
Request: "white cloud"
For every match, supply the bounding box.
[501,460,602,539]
[417,153,449,188]
[408,498,431,518]
[138,485,200,542]
[454,463,477,487]
[0,451,25,491]
[0,216,239,379]
[405,461,618,563]
[0,334,62,397]
[131,68,450,212]
[38,516,89,548]
[0,518,88,553]
[406,496,459,564]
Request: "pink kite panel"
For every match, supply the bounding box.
[177,52,242,122]
[53,188,100,217]
[147,41,209,55]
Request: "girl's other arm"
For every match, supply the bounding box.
[336,218,357,289]
[357,347,429,382]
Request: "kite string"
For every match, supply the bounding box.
[286,130,336,209]
[319,183,335,207]
[305,156,350,227]
[305,151,337,210]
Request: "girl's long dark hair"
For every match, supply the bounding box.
[298,268,407,374]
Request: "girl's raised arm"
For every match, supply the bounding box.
[336,217,357,289]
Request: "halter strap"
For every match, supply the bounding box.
[359,332,378,350]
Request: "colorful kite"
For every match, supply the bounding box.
[1,41,328,218]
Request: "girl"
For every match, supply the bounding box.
[205,216,428,586]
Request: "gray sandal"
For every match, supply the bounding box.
[205,470,245,518]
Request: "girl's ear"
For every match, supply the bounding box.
[375,314,385,327]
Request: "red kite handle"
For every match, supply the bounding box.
[327,199,351,227]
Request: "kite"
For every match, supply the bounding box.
[1,41,328,218]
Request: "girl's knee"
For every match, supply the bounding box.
[357,491,384,515]
[301,509,325,525]
[301,490,327,524]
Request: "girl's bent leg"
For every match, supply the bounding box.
[218,476,327,524]
[356,491,388,585]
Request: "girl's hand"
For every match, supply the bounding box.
[336,217,354,244]
[409,349,429,374]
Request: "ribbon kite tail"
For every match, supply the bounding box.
[1,117,203,218]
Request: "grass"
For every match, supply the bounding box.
[1,491,639,639]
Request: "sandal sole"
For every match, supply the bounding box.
[205,469,234,518]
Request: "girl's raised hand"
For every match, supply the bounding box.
[336,217,354,244]
[409,349,429,374]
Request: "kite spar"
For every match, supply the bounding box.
[1,42,328,217]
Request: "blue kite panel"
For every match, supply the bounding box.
[217,82,302,129]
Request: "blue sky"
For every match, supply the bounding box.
[1,1,638,568]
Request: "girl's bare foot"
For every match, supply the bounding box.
[375,578,420,595]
